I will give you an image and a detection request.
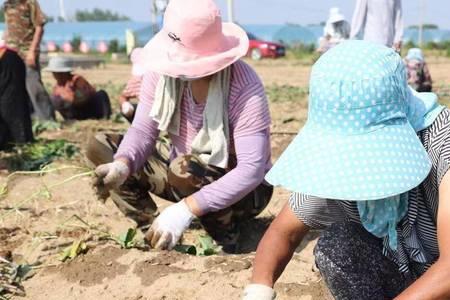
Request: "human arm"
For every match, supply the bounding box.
[71,76,96,106]
[26,26,43,67]
[114,72,161,173]
[189,79,272,214]
[251,203,310,287]
[394,171,450,300]
[146,131,270,249]
[52,84,75,104]
[188,130,270,216]
[26,0,47,68]
[119,76,142,116]
[350,0,368,39]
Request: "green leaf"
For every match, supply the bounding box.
[173,244,197,255]
[59,240,87,262]
[198,235,214,250]
[15,264,33,281]
[5,139,79,171]
[118,228,137,249]
[197,235,218,256]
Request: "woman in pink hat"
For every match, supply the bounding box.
[87,0,273,252]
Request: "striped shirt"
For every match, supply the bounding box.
[290,108,450,280]
[121,75,142,100]
[115,60,272,213]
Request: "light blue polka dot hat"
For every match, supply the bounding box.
[266,40,432,201]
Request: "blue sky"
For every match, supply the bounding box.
[39,0,450,28]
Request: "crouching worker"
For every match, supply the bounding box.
[86,0,273,253]
[0,42,33,149]
[118,48,143,123]
[405,48,432,93]
[45,57,111,120]
[244,41,450,300]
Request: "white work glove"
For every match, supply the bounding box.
[94,160,130,199]
[243,284,276,300]
[121,101,135,116]
[145,200,195,250]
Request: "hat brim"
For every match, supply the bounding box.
[44,67,73,73]
[266,119,431,201]
[132,22,249,78]
[328,14,345,24]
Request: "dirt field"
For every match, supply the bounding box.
[1,56,450,300]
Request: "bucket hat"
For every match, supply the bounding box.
[406,48,424,62]
[132,0,249,78]
[45,56,73,73]
[266,40,432,201]
[328,7,345,24]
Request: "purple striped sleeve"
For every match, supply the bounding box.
[114,72,160,173]
[193,129,270,213]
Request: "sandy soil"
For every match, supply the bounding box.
[2,56,450,300]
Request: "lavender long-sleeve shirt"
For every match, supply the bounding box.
[350,0,403,46]
[115,60,272,213]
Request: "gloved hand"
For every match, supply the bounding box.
[121,101,135,116]
[145,200,195,250]
[93,160,130,200]
[243,284,276,300]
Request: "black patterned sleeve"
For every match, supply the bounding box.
[435,110,450,186]
[288,193,346,229]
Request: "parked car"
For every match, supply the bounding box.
[247,32,286,60]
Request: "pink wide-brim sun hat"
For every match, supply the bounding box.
[132,0,249,78]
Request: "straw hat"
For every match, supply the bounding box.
[266,41,432,201]
[45,56,73,73]
[132,0,249,78]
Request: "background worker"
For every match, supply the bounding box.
[3,0,55,120]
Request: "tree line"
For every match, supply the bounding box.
[0,7,130,22]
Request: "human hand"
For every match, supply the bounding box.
[93,160,130,199]
[145,200,194,250]
[121,101,135,116]
[393,41,402,53]
[243,284,276,300]
[25,51,36,68]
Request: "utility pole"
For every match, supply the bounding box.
[227,0,235,23]
[151,0,169,34]
[59,0,66,22]
[418,0,424,47]
[151,0,158,35]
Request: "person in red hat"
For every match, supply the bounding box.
[86,0,273,253]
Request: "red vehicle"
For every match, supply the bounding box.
[247,32,286,60]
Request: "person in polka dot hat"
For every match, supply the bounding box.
[243,40,450,300]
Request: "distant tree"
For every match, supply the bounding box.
[108,39,119,53]
[408,24,439,30]
[403,40,417,50]
[70,35,82,51]
[75,8,130,22]
[47,16,66,22]
[0,7,4,22]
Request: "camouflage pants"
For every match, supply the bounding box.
[85,133,273,250]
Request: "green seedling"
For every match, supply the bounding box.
[173,245,197,255]
[59,240,88,262]
[5,139,79,171]
[32,120,61,136]
[116,228,137,249]
[174,235,219,256]
[197,235,219,256]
